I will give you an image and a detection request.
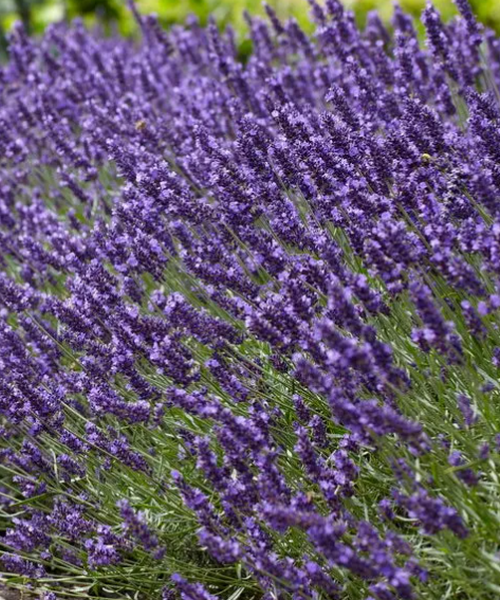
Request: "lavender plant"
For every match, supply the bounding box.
[1,1,500,599]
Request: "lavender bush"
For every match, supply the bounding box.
[1,0,500,598]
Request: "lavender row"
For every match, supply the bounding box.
[0,1,500,599]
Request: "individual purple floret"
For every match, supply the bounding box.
[171,574,218,600]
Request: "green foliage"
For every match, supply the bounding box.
[0,0,312,59]
[1,0,500,37]
[0,0,499,66]
[0,0,312,37]
[350,0,500,34]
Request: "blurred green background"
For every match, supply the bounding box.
[1,0,499,41]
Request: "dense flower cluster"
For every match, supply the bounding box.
[1,0,500,598]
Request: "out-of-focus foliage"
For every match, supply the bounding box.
[0,0,312,36]
[347,0,500,33]
[1,0,500,51]
[0,0,311,58]
[2,0,500,34]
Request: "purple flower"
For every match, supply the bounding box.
[171,574,217,600]
[84,525,124,568]
[456,394,477,428]
[0,2,496,597]
[117,499,163,555]
[448,451,479,486]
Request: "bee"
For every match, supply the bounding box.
[135,119,147,131]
